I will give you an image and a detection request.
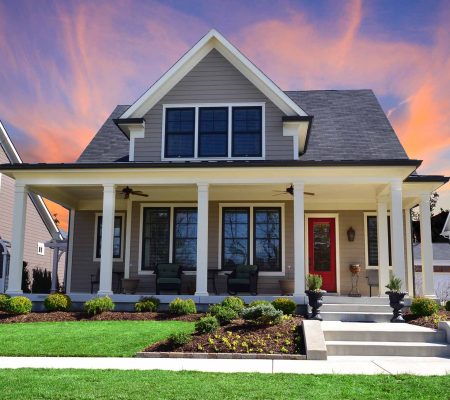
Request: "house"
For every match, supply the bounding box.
[0,121,64,292]
[0,30,448,305]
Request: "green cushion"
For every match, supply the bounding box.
[235,265,257,279]
[157,264,180,277]
[228,278,250,286]
[157,277,181,285]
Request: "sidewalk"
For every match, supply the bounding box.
[0,356,449,375]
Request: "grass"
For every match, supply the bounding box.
[0,321,194,357]
[0,369,448,399]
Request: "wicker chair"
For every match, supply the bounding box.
[226,264,259,295]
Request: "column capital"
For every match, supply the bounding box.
[377,195,389,203]
[292,181,304,191]
[102,183,116,191]
[197,182,209,191]
[14,182,27,192]
[419,192,431,203]
[390,179,403,191]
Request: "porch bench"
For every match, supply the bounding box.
[154,263,182,295]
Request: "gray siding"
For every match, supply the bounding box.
[134,49,293,162]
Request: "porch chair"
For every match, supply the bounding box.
[90,269,100,294]
[226,264,259,295]
[154,263,182,294]
[366,269,378,297]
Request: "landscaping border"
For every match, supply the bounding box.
[135,352,305,360]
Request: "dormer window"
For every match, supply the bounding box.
[162,103,264,160]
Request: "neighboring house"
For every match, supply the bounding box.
[0,30,448,301]
[0,121,64,292]
[442,212,450,241]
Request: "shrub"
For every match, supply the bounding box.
[410,297,439,317]
[248,300,271,308]
[241,304,283,325]
[168,332,192,347]
[195,315,220,333]
[208,304,238,325]
[135,296,160,312]
[5,296,32,315]
[84,296,114,315]
[44,293,72,312]
[272,298,296,315]
[306,274,322,291]
[221,296,245,312]
[385,275,402,293]
[31,268,52,294]
[446,300,450,312]
[168,298,197,315]
[0,294,11,311]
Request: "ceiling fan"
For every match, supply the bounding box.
[272,184,315,197]
[118,186,149,199]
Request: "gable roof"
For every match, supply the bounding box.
[119,29,307,119]
[0,120,61,238]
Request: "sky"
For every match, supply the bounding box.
[0,0,449,231]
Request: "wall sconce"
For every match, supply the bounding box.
[347,226,355,242]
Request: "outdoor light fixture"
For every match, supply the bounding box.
[347,226,355,242]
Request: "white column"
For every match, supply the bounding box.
[404,209,415,295]
[6,183,28,295]
[124,198,132,279]
[98,184,116,296]
[50,247,59,293]
[390,180,406,291]
[293,181,305,297]
[377,198,390,296]
[65,209,75,293]
[195,183,209,296]
[419,194,435,297]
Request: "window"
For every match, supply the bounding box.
[37,242,45,256]
[141,208,170,271]
[254,208,281,271]
[95,215,123,260]
[164,108,195,158]
[366,215,392,267]
[232,107,262,157]
[222,208,250,268]
[198,107,228,157]
[173,208,197,271]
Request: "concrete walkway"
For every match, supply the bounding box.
[0,356,449,375]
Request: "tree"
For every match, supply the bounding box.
[411,192,440,221]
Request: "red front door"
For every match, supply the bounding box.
[308,218,337,292]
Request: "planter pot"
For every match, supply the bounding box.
[279,279,294,295]
[386,291,407,323]
[122,278,140,294]
[349,264,361,274]
[305,290,326,321]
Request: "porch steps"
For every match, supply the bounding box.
[320,303,393,322]
[322,322,450,357]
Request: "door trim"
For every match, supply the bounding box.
[305,213,340,294]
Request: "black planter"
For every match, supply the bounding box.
[305,290,326,321]
[386,291,407,323]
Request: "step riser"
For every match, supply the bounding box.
[327,345,450,357]
[322,297,411,306]
[321,313,392,323]
[324,331,446,343]
[321,305,392,313]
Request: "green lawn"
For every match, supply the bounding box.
[0,369,448,400]
[0,321,194,357]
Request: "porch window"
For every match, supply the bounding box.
[222,208,250,269]
[254,208,281,271]
[198,107,228,157]
[173,208,197,270]
[232,107,262,157]
[142,208,170,270]
[164,108,195,158]
[95,215,123,259]
[366,215,392,267]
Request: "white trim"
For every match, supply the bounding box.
[363,212,393,270]
[129,128,145,162]
[161,103,266,161]
[93,212,125,262]
[124,199,133,279]
[305,213,340,294]
[218,203,285,276]
[66,209,75,293]
[120,29,307,119]
[138,203,197,275]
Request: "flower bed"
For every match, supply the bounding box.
[405,310,449,329]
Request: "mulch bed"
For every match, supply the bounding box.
[404,310,449,329]
[0,311,203,324]
[145,316,305,355]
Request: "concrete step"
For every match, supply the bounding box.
[322,296,411,306]
[321,304,392,313]
[321,311,393,322]
[326,340,450,357]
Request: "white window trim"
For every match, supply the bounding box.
[161,102,266,161]
[218,203,285,277]
[37,242,45,256]
[138,203,197,275]
[363,212,393,271]
[93,212,125,262]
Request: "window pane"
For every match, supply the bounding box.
[367,216,392,267]
[313,222,331,272]
[254,208,281,271]
[165,108,195,157]
[222,208,249,269]
[232,107,262,157]
[142,208,170,271]
[232,133,261,157]
[173,208,197,271]
[96,216,122,259]
[199,107,228,157]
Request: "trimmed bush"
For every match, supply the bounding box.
[44,293,72,312]
[195,315,220,333]
[168,298,197,315]
[410,297,439,317]
[135,296,160,312]
[248,300,271,308]
[0,294,11,311]
[31,268,52,294]
[446,300,450,312]
[221,296,245,312]
[5,296,32,315]
[84,296,115,315]
[168,332,192,347]
[272,298,296,315]
[208,304,238,325]
[241,304,283,325]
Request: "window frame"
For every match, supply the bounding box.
[221,207,251,269]
[364,212,393,270]
[164,107,196,158]
[161,103,265,161]
[172,207,198,271]
[93,212,125,262]
[198,107,229,158]
[37,242,45,256]
[232,106,263,158]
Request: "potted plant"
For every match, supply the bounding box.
[385,275,407,323]
[305,274,326,320]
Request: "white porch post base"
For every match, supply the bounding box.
[195,183,209,296]
[419,194,435,297]
[390,180,406,291]
[293,181,305,297]
[377,198,390,297]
